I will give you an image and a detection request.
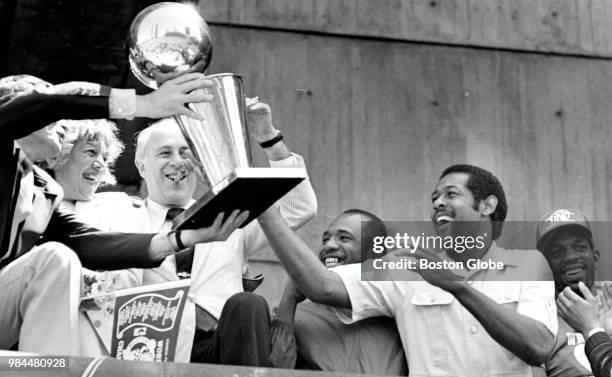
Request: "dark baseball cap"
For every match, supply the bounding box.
[536,208,593,252]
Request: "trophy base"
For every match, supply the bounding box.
[172,168,306,230]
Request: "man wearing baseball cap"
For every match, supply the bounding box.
[537,208,609,376]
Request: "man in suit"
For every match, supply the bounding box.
[76,106,317,365]
[0,74,247,355]
[0,73,215,258]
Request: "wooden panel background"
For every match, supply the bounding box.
[201,0,612,57]
[204,25,612,303]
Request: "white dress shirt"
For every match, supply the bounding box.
[73,153,317,359]
[331,243,557,377]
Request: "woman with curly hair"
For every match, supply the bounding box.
[42,119,124,206]
[0,72,244,356]
[37,119,144,356]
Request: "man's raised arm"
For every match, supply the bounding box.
[451,283,555,365]
[409,248,556,366]
[258,207,350,308]
[0,73,213,140]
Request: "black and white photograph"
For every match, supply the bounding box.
[1,1,612,376]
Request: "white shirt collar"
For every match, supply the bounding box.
[145,197,195,231]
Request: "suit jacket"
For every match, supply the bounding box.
[14,166,63,260]
[0,91,162,272]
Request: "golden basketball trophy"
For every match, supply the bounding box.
[128,2,305,229]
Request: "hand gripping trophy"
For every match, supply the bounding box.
[127,2,305,229]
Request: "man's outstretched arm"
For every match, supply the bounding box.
[258,208,350,308]
[42,208,248,271]
[452,284,554,365]
[0,73,213,140]
[408,248,555,365]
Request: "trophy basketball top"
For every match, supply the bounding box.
[127,2,213,89]
[126,3,307,231]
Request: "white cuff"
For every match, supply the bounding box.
[588,327,605,338]
[109,88,136,120]
[269,154,298,167]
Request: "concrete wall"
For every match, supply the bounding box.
[2,0,611,305]
[201,0,612,57]
[201,2,612,304]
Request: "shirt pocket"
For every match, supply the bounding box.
[480,284,531,373]
[409,288,455,369]
[482,284,521,310]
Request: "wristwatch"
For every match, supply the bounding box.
[167,230,185,251]
[259,131,284,148]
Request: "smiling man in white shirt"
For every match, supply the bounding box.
[78,101,317,365]
[0,73,238,356]
[257,163,557,377]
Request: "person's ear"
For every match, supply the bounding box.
[594,249,601,270]
[135,158,146,180]
[479,195,498,216]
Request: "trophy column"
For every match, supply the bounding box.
[127,2,306,229]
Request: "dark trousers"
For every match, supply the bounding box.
[191,292,271,366]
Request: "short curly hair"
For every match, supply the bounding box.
[440,164,508,240]
[45,119,124,185]
[339,209,388,261]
